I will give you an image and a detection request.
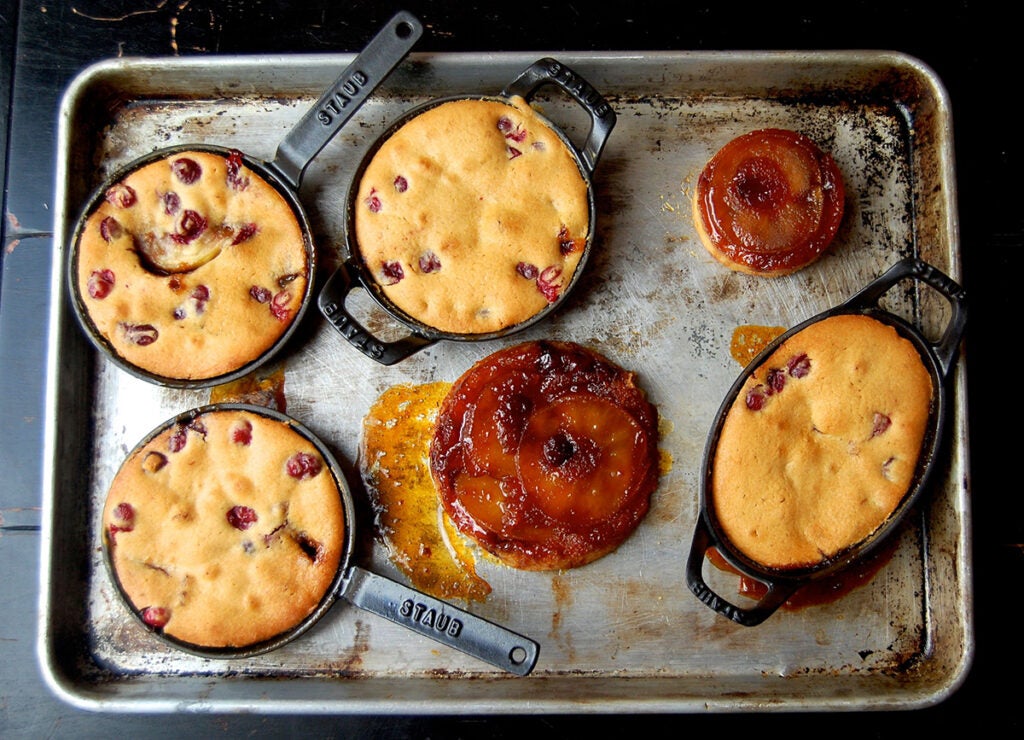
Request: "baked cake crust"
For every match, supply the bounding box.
[102,407,345,649]
[710,314,933,570]
[692,128,845,277]
[354,97,589,335]
[429,340,659,571]
[75,149,310,381]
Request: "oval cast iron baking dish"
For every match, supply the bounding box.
[686,257,967,626]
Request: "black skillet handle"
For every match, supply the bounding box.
[685,516,799,628]
[318,264,434,365]
[341,565,540,676]
[843,257,968,377]
[267,11,423,189]
[501,57,617,175]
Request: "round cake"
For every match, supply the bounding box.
[692,128,845,277]
[102,406,346,649]
[353,96,590,335]
[710,314,933,570]
[73,149,311,382]
[429,340,660,571]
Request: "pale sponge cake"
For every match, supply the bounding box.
[353,96,589,334]
[710,314,933,570]
[74,149,310,382]
[102,407,345,649]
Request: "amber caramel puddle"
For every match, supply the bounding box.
[360,382,491,603]
[729,324,786,366]
[706,539,897,611]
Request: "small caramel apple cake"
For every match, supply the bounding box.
[102,407,345,649]
[429,340,660,571]
[710,314,933,570]
[353,97,589,335]
[693,128,845,277]
[74,149,310,382]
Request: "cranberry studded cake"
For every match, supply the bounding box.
[710,314,933,570]
[102,407,345,649]
[693,128,845,277]
[74,149,310,382]
[429,341,660,571]
[353,97,590,335]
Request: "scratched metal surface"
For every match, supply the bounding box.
[40,51,970,713]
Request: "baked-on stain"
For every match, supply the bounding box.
[210,364,287,411]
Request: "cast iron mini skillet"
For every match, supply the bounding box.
[67,11,423,387]
[317,57,617,365]
[102,402,540,675]
[686,257,968,626]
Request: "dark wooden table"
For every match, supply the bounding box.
[2,1,1019,735]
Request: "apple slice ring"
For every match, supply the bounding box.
[516,395,652,524]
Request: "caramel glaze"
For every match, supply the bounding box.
[430,340,660,571]
[729,324,786,366]
[694,128,845,277]
[707,537,898,611]
[361,382,492,603]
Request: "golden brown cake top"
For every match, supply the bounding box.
[354,97,589,334]
[102,407,345,649]
[429,340,660,571]
[710,314,933,570]
[74,149,309,382]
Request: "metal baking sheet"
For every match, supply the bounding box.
[39,50,971,713]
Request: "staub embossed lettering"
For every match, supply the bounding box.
[692,580,751,624]
[542,60,611,118]
[317,70,370,125]
[400,599,464,637]
[320,300,385,359]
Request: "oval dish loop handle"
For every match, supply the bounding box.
[501,57,617,175]
[843,257,968,378]
[317,263,434,365]
[685,517,799,627]
[913,259,968,376]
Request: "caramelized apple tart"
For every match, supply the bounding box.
[693,128,845,277]
[429,340,660,571]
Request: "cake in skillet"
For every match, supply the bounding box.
[710,314,933,570]
[102,407,345,648]
[353,97,590,334]
[74,149,310,382]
